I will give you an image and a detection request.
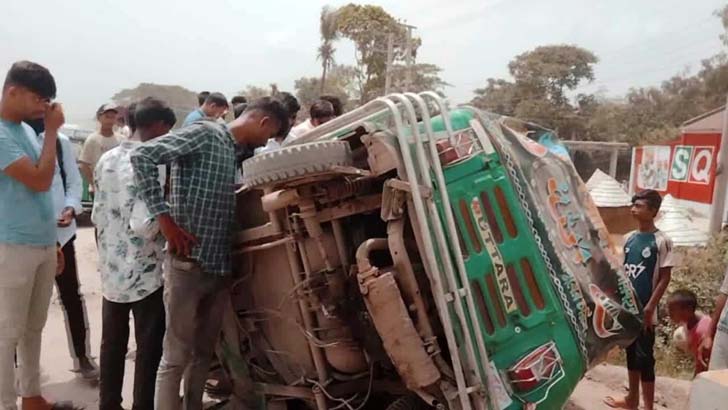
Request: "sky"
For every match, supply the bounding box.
[1,0,725,126]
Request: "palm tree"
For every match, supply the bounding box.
[318,6,339,94]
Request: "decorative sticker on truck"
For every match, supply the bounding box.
[470,197,518,313]
[546,178,593,266]
[589,284,625,339]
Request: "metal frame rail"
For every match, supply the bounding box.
[291,93,502,410]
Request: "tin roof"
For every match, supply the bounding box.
[681,105,725,134]
[586,169,632,207]
[655,209,710,246]
[656,197,710,247]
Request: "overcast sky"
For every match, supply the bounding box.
[1,0,725,126]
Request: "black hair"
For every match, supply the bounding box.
[205,92,229,108]
[632,189,663,212]
[127,102,138,133]
[25,118,44,135]
[245,97,290,137]
[134,97,177,129]
[233,103,248,119]
[277,92,301,118]
[197,91,210,106]
[3,61,56,100]
[668,289,698,311]
[320,95,343,116]
[231,95,247,105]
[310,100,335,120]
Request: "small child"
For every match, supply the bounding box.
[667,289,713,375]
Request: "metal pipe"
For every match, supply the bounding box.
[312,386,329,410]
[390,93,481,409]
[299,200,335,271]
[354,238,388,273]
[410,92,497,410]
[233,236,294,254]
[387,219,435,338]
[262,189,300,212]
[282,218,330,388]
[420,91,456,145]
[374,96,473,410]
[330,219,351,272]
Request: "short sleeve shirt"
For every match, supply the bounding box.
[623,230,675,321]
[92,141,165,303]
[0,120,56,246]
[717,270,728,335]
[79,132,121,171]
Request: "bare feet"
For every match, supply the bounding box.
[604,395,638,409]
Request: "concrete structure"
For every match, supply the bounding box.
[688,369,728,409]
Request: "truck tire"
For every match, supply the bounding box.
[242,141,352,188]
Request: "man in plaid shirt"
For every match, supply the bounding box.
[131,97,288,410]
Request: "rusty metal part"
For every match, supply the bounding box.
[289,238,330,383]
[298,200,334,272]
[262,189,300,213]
[312,385,328,410]
[234,223,282,245]
[361,132,402,176]
[331,219,351,275]
[232,236,294,254]
[356,240,441,390]
[316,194,382,223]
[312,177,377,204]
[256,383,316,400]
[358,267,441,390]
[386,220,435,340]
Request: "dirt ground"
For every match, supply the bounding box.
[30,226,692,409]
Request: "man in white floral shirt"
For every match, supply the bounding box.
[92,98,176,410]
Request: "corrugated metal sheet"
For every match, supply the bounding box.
[656,200,710,247]
[586,169,632,207]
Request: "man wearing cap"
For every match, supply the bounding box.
[78,104,123,189]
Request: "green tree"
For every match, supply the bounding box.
[335,3,420,101]
[471,45,598,138]
[389,63,450,94]
[318,6,339,94]
[238,84,280,101]
[295,65,358,114]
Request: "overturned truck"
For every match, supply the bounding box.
[221,92,642,410]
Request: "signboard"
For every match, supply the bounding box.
[631,133,721,204]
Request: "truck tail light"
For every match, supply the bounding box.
[507,342,562,392]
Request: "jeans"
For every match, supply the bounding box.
[0,244,56,410]
[155,257,227,410]
[100,288,165,410]
[55,238,91,365]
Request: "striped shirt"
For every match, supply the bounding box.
[131,121,236,275]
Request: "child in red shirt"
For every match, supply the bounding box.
[668,289,713,375]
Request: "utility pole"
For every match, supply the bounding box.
[709,95,728,232]
[404,24,415,91]
[384,33,394,95]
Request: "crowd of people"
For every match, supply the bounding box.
[0,60,341,410]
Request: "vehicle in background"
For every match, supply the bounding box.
[60,125,95,217]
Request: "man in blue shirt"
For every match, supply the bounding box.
[0,61,72,410]
[26,118,98,382]
[182,92,228,127]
